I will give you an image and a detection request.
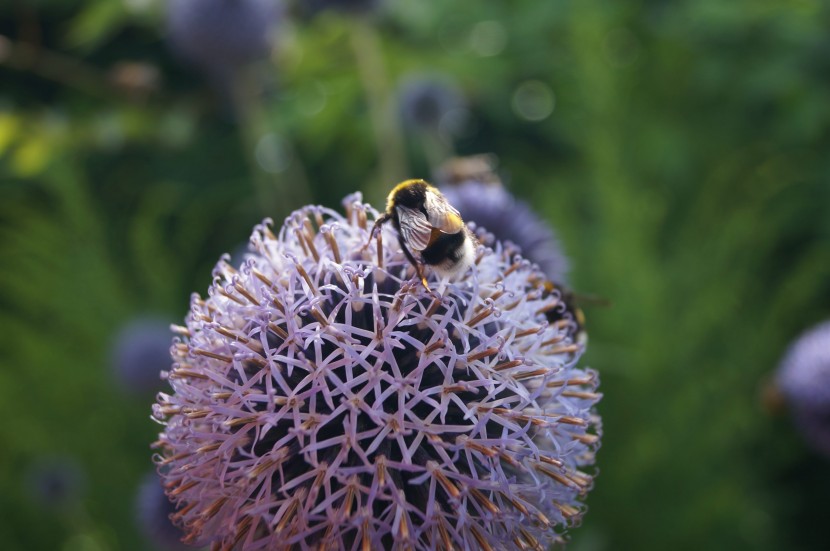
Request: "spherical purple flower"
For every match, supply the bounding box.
[398,75,467,134]
[167,0,283,73]
[136,471,192,551]
[438,158,569,283]
[112,317,175,395]
[776,320,830,456]
[153,193,600,549]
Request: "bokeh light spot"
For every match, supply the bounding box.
[438,107,471,144]
[297,81,327,117]
[468,21,508,57]
[512,80,555,122]
[255,133,291,174]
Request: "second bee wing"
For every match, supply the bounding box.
[424,190,464,234]
[396,205,433,251]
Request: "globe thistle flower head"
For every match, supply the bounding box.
[136,471,192,551]
[438,158,570,283]
[398,74,467,134]
[776,320,830,456]
[112,317,175,395]
[153,194,600,549]
[167,0,283,73]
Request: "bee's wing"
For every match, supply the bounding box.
[396,205,433,251]
[424,189,464,234]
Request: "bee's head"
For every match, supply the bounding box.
[387,179,432,211]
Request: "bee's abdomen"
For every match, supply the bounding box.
[421,231,466,267]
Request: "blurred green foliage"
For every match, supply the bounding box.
[2,1,830,550]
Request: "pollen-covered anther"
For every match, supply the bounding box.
[544,342,581,355]
[320,225,342,264]
[184,408,211,420]
[469,487,500,515]
[232,282,261,306]
[465,346,501,363]
[217,285,247,306]
[456,435,498,457]
[170,324,192,337]
[159,451,191,466]
[167,368,208,380]
[375,229,384,270]
[196,442,222,453]
[555,502,581,519]
[191,348,232,363]
[467,304,497,327]
[223,415,260,428]
[431,466,461,500]
[417,338,445,358]
[547,375,596,388]
[502,260,523,278]
[513,325,546,339]
[210,324,250,343]
[571,432,601,445]
[512,368,551,382]
[561,390,602,400]
[470,524,494,551]
[267,321,289,341]
[493,359,525,372]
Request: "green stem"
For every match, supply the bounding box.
[231,67,312,217]
[0,34,113,98]
[348,18,408,198]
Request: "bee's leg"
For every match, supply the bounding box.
[416,265,432,293]
[363,214,390,251]
[398,238,431,292]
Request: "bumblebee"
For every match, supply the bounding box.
[371,179,476,291]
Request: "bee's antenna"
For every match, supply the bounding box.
[363,213,390,251]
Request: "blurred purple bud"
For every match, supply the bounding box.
[167,0,283,73]
[777,320,830,456]
[25,457,85,510]
[302,0,382,16]
[438,159,569,283]
[136,471,192,551]
[398,74,467,133]
[111,317,173,395]
[153,194,599,549]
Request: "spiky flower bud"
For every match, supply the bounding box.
[303,0,382,16]
[112,317,176,395]
[776,320,830,456]
[167,0,283,73]
[153,194,600,550]
[398,75,466,134]
[25,457,85,511]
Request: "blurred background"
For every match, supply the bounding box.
[2,0,830,550]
